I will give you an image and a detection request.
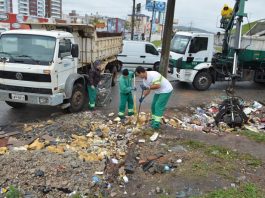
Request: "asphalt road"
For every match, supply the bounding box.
[0,80,264,126]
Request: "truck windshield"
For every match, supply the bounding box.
[0,34,56,65]
[170,35,191,54]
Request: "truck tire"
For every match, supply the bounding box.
[68,83,86,113]
[193,71,212,91]
[5,101,26,108]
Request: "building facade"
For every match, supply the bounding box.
[45,0,62,19]
[18,0,45,17]
[0,0,13,13]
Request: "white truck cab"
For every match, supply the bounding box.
[0,30,78,107]
[169,32,215,90]
[0,24,123,112]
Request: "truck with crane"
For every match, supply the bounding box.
[0,23,123,112]
[169,0,265,91]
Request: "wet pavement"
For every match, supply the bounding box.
[0,79,264,126]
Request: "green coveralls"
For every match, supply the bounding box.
[88,86,97,109]
[118,71,134,118]
[151,92,172,129]
[87,67,101,110]
[149,74,172,129]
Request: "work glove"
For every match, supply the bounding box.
[140,84,149,90]
[131,87,137,91]
[139,96,145,103]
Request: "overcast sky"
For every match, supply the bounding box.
[63,0,264,32]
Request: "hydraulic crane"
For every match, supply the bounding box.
[215,0,249,127]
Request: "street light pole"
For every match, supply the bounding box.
[149,0,155,42]
[159,0,176,77]
[131,0,136,40]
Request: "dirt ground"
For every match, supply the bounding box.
[1,81,265,197]
[1,104,265,198]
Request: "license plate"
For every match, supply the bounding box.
[11,94,25,101]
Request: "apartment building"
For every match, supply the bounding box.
[18,0,45,17]
[0,0,12,13]
[45,0,62,19]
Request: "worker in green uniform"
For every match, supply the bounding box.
[118,69,136,119]
[87,60,101,110]
[136,66,173,129]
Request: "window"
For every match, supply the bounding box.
[188,37,208,53]
[0,34,56,65]
[145,44,158,55]
[58,39,71,58]
[170,35,191,54]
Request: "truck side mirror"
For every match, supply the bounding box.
[71,44,79,58]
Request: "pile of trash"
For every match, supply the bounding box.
[163,100,265,134]
[0,111,147,159]
[0,110,157,196]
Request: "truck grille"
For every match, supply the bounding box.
[0,84,52,95]
[0,70,51,82]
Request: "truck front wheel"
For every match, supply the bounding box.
[68,83,86,113]
[193,71,212,91]
[5,101,26,108]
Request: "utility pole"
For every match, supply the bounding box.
[131,0,136,40]
[159,0,176,77]
[149,0,156,42]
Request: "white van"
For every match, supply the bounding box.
[117,40,160,71]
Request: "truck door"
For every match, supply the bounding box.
[56,39,75,89]
[185,37,209,68]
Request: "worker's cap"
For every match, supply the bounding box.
[93,60,101,67]
[122,68,129,76]
[223,4,229,9]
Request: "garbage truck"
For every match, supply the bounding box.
[0,23,123,112]
[169,0,265,90]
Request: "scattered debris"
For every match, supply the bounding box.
[123,175,129,183]
[108,113,115,117]
[138,139,146,143]
[114,117,121,122]
[0,147,8,155]
[150,132,159,142]
[0,99,264,197]
[28,138,45,150]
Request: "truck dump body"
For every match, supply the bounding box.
[25,23,123,67]
[75,31,122,68]
[229,35,265,63]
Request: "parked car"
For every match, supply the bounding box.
[117,40,161,71]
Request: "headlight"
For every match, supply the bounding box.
[39,97,49,104]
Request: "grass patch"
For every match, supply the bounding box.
[184,140,205,149]
[183,140,262,168]
[214,46,222,53]
[191,160,210,177]
[239,130,265,143]
[152,40,162,47]
[179,140,262,180]
[231,21,257,35]
[195,183,265,198]
[6,185,21,198]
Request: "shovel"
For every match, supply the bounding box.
[133,74,137,114]
[135,88,144,127]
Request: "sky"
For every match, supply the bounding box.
[63,0,264,33]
